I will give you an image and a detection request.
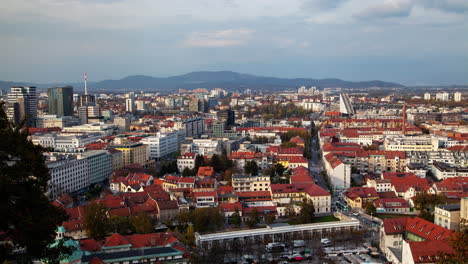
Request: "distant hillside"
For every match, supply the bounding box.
[0,71,406,93]
[91,71,404,92]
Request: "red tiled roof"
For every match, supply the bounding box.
[236,191,271,198]
[373,198,410,209]
[290,136,305,144]
[217,186,234,194]
[180,152,196,158]
[125,233,178,248]
[62,219,84,232]
[156,200,179,210]
[178,177,195,184]
[99,196,125,209]
[230,151,256,160]
[66,206,84,220]
[193,191,217,198]
[382,217,410,234]
[324,153,343,169]
[79,239,102,252]
[385,175,432,193]
[322,142,362,153]
[344,187,378,200]
[197,166,214,177]
[85,142,109,150]
[290,172,314,184]
[406,217,453,241]
[409,240,454,263]
[103,233,131,248]
[378,191,398,199]
[278,147,303,155]
[275,156,308,164]
[219,201,243,212]
[242,206,277,215]
[447,145,468,152]
[109,207,131,217]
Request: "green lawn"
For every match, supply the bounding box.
[287,215,340,225]
[310,215,340,223]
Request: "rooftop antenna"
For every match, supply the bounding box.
[84,72,88,95]
[402,104,406,135]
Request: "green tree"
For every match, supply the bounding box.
[108,216,132,234]
[176,211,192,228]
[192,208,224,232]
[182,167,193,177]
[244,160,259,176]
[194,155,205,171]
[365,202,377,215]
[275,163,286,176]
[83,202,109,239]
[265,215,275,225]
[130,212,153,234]
[282,142,298,148]
[0,103,72,263]
[245,209,260,228]
[298,198,315,224]
[414,193,447,222]
[230,208,242,228]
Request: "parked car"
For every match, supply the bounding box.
[321,238,332,247]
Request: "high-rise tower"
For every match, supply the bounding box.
[7,86,37,126]
[48,86,73,117]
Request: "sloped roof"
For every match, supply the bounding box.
[406,217,453,241]
[102,233,131,248]
[408,240,454,263]
[382,217,410,234]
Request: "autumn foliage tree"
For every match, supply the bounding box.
[83,202,108,239]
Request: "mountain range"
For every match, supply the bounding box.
[1,71,406,94]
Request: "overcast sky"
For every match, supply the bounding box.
[1,0,467,85]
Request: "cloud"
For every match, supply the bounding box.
[420,0,468,14]
[355,0,413,20]
[187,29,254,47]
[301,0,348,10]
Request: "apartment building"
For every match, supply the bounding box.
[232,174,271,192]
[141,131,179,160]
[434,204,460,231]
[113,142,148,167]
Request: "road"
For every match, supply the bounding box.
[308,130,327,191]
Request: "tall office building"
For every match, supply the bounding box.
[339,93,356,115]
[7,86,37,126]
[48,86,73,117]
[454,92,462,102]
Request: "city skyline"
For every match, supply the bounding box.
[1,0,467,85]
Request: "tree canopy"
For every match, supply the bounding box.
[298,198,315,224]
[244,160,259,176]
[0,103,71,263]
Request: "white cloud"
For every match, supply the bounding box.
[187,29,254,47]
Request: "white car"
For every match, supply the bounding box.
[352,212,359,216]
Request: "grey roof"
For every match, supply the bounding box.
[436,203,460,211]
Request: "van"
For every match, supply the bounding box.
[265,242,285,253]
[293,240,305,248]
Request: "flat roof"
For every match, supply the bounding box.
[196,219,359,242]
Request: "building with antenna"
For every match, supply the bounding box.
[78,73,99,124]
